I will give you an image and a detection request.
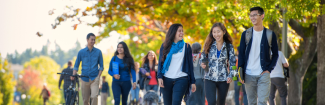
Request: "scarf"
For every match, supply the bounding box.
[161,39,185,74]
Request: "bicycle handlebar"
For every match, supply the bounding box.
[57,72,87,77]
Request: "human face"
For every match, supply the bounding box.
[212,26,225,42]
[117,44,124,54]
[148,52,155,61]
[174,26,184,43]
[249,10,264,26]
[87,36,96,47]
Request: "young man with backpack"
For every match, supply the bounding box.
[269,51,289,105]
[238,7,279,105]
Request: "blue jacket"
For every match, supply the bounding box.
[238,27,279,80]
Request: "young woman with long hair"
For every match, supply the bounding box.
[108,41,137,105]
[157,24,196,105]
[139,51,159,92]
[200,22,236,105]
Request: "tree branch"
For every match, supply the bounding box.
[288,19,306,39]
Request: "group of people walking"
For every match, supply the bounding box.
[57,6,289,105]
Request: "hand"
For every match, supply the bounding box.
[132,83,136,90]
[227,77,233,83]
[191,84,196,92]
[78,87,81,91]
[70,76,74,81]
[58,86,61,90]
[158,78,164,88]
[240,79,245,84]
[113,75,120,80]
[200,63,206,69]
[261,70,270,75]
[145,73,150,76]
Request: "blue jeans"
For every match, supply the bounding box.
[205,80,229,105]
[145,85,158,92]
[112,81,132,105]
[234,80,248,105]
[130,86,140,101]
[162,77,188,105]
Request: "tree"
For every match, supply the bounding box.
[50,0,323,104]
[0,53,16,105]
[21,56,63,104]
[317,0,325,104]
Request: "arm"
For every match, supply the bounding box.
[131,68,136,83]
[281,51,289,67]
[73,51,82,75]
[58,70,64,89]
[227,44,236,78]
[98,50,104,71]
[188,44,196,84]
[157,44,164,79]
[108,57,114,76]
[268,32,279,72]
[238,31,247,68]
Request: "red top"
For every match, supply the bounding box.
[148,69,158,85]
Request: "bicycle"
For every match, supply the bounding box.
[57,72,86,105]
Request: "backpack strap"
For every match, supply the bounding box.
[266,28,273,48]
[245,27,253,46]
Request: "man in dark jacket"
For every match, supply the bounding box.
[238,7,279,105]
[58,61,80,101]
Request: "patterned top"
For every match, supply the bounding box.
[200,41,236,82]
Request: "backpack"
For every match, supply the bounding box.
[47,89,51,97]
[245,27,273,59]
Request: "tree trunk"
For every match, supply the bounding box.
[317,0,325,104]
[288,19,317,105]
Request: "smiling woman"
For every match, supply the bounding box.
[157,24,196,105]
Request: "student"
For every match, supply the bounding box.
[186,42,205,105]
[130,62,140,105]
[58,61,80,102]
[100,76,110,105]
[269,51,289,105]
[140,51,159,92]
[238,7,279,105]
[157,24,196,105]
[108,41,137,105]
[72,33,104,105]
[200,22,236,105]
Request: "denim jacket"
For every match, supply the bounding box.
[200,41,236,82]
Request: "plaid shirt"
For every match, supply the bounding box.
[59,67,80,90]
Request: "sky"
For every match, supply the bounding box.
[0,0,126,58]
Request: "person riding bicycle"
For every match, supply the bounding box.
[59,61,80,101]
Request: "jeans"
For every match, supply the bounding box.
[205,80,229,105]
[245,73,271,105]
[269,78,287,105]
[145,85,158,92]
[112,81,132,105]
[162,77,189,105]
[234,80,248,105]
[186,79,205,105]
[130,86,140,101]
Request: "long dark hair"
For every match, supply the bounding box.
[203,22,233,54]
[114,41,135,72]
[142,51,158,71]
[162,24,183,63]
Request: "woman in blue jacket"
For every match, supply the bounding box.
[109,41,136,105]
[157,23,196,105]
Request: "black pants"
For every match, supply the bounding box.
[205,80,229,105]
